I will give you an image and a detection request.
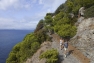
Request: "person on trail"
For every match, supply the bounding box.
[63,40,68,58]
[60,38,64,50]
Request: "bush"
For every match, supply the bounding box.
[84,5,94,18]
[57,24,77,38]
[31,42,40,53]
[6,52,17,63]
[6,33,40,63]
[39,49,58,63]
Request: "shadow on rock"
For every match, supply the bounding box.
[58,55,64,63]
[67,50,74,56]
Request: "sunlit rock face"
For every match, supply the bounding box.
[70,17,94,63]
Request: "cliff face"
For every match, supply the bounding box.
[70,17,94,63]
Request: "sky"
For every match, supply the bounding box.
[0,0,66,30]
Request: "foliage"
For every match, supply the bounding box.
[34,19,44,33]
[44,14,53,25]
[6,52,17,63]
[55,0,94,15]
[82,0,94,8]
[39,49,58,63]
[43,13,54,34]
[54,3,64,15]
[35,29,51,43]
[31,42,40,54]
[57,24,77,37]
[46,13,54,16]
[53,12,77,38]
[6,33,40,63]
[53,12,65,23]
[6,28,51,63]
[84,5,94,18]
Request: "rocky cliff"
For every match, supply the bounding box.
[70,17,94,63]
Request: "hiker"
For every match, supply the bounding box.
[60,38,64,50]
[64,40,68,58]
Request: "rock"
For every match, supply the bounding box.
[79,7,85,17]
[70,17,94,63]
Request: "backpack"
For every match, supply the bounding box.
[64,42,68,48]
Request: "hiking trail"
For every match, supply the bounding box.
[25,33,90,63]
[51,34,90,63]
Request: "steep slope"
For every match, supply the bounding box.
[25,42,52,63]
[70,17,94,63]
[25,33,90,63]
[51,34,90,63]
[51,34,82,63]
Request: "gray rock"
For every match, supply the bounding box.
[70,18,94,63]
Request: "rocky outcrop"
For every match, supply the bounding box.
[70,17,94,63]
[79,7,85,17]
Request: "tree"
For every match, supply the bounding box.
[40,49,58,63]
[6,52,17,63]
[34,19,44,33]
[57,24,77,38]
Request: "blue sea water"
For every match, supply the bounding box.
[0,30,33,63]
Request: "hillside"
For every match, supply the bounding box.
[6,0,94,63]
[25,33,90,63]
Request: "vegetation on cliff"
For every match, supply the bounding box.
[6,0,94,63]
[40,49,58,63]
[6,32,50,63]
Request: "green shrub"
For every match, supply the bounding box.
[39,49,58,63]
[34,19,44,33]
[31,42,40,53]
[6,33,40,63]
[6,52,17,63]
[84,5,94,18]
[57,24,77,38]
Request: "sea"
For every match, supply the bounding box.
[0,29,33,63]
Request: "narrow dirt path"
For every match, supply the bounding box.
[51,34,90,63]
